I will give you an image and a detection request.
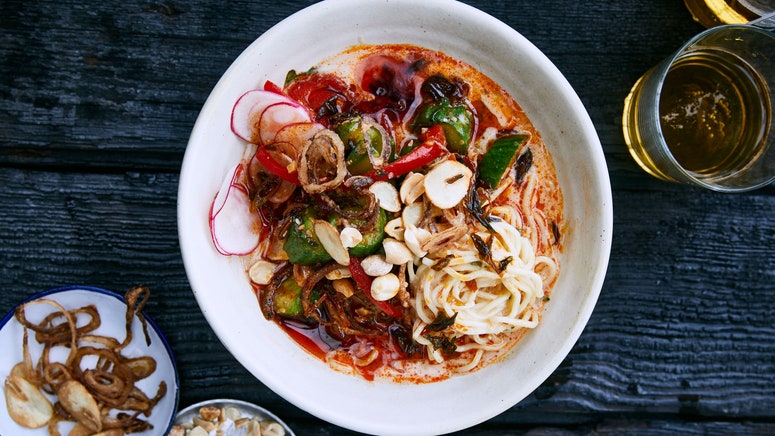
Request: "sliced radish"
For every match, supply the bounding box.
[209,164,261,256]
[230,89,311,144]
[231,90,289,143]
[258,102,313,145]
[210,163,244,219]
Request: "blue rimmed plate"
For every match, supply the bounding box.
[0,285,179,435]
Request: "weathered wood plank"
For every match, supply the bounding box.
[0,0,707,177]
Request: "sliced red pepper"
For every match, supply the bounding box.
[349,257,402,318]
[255,146,300,185]
[368,125,447,181]
[285,73,353,122]
[263,80,285,95]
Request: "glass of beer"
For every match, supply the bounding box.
[684,0,774,28]
[622,24,775,192]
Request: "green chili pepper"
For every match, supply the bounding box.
[412,98,473,153]
[346,208,387,258]
[284,203,387,265]
[283,206,332,265]
[478,134,529,188]
[335,116,388,175]
[273,275,319,320]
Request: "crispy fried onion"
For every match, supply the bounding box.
[317,189,379,230]
[9,286,166,433]
[322,291,392,339]
[260,262,395,339]
[315,176,381,233]
[360,117,391,170]
[298,129,347,194]
[300,262,341,319]
[259,262,290,320]
[249,142,299,205]
[296,263,395,339]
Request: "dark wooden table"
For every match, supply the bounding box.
[2,0,773,434]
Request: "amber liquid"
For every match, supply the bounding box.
[683,0,772,27]
[658,50,769,176]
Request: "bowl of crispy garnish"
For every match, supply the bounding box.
[172,398,294,436]
[0,285,179,435]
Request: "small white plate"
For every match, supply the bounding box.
[0,285,180,435]
[175,398,295,435]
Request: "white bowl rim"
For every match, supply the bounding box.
[178,0,613,434]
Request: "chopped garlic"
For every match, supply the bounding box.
[371,273,400,301]
[340,226,363,248]
[361,254,394,276]
[248,260,277,285]
[382,238,413,265]
[369,180,401,212]
[423,160,472,209]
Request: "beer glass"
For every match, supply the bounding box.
[684,0,775,28]
[622,24,775,192]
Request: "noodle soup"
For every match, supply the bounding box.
[208,44,563,382]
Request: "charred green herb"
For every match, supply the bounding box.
[464,185,495,233]
[423,334,457,355]
[317,95,341,119]
[471,233,501,273]
[471,233,490,259]
[551,220,561,246]
[421,75,465,103]
[426,312,457,332]
[390,325,420,356]
[514,147,533,183]
[498,256,513,272]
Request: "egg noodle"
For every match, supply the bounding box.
[409,170,559,372]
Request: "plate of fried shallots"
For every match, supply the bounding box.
[0,285,179,435]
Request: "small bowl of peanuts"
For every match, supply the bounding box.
[172,399,294,436]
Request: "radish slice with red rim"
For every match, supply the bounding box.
[209,164,260,255]
[231,89,310,144]
[258,102,313,145]
[210,163,244,219]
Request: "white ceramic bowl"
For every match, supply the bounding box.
[0,286,180,435]
[178,0,612,434]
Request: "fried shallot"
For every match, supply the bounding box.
[3,286,166,434]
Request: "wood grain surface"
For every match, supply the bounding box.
[1,0,773,434]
